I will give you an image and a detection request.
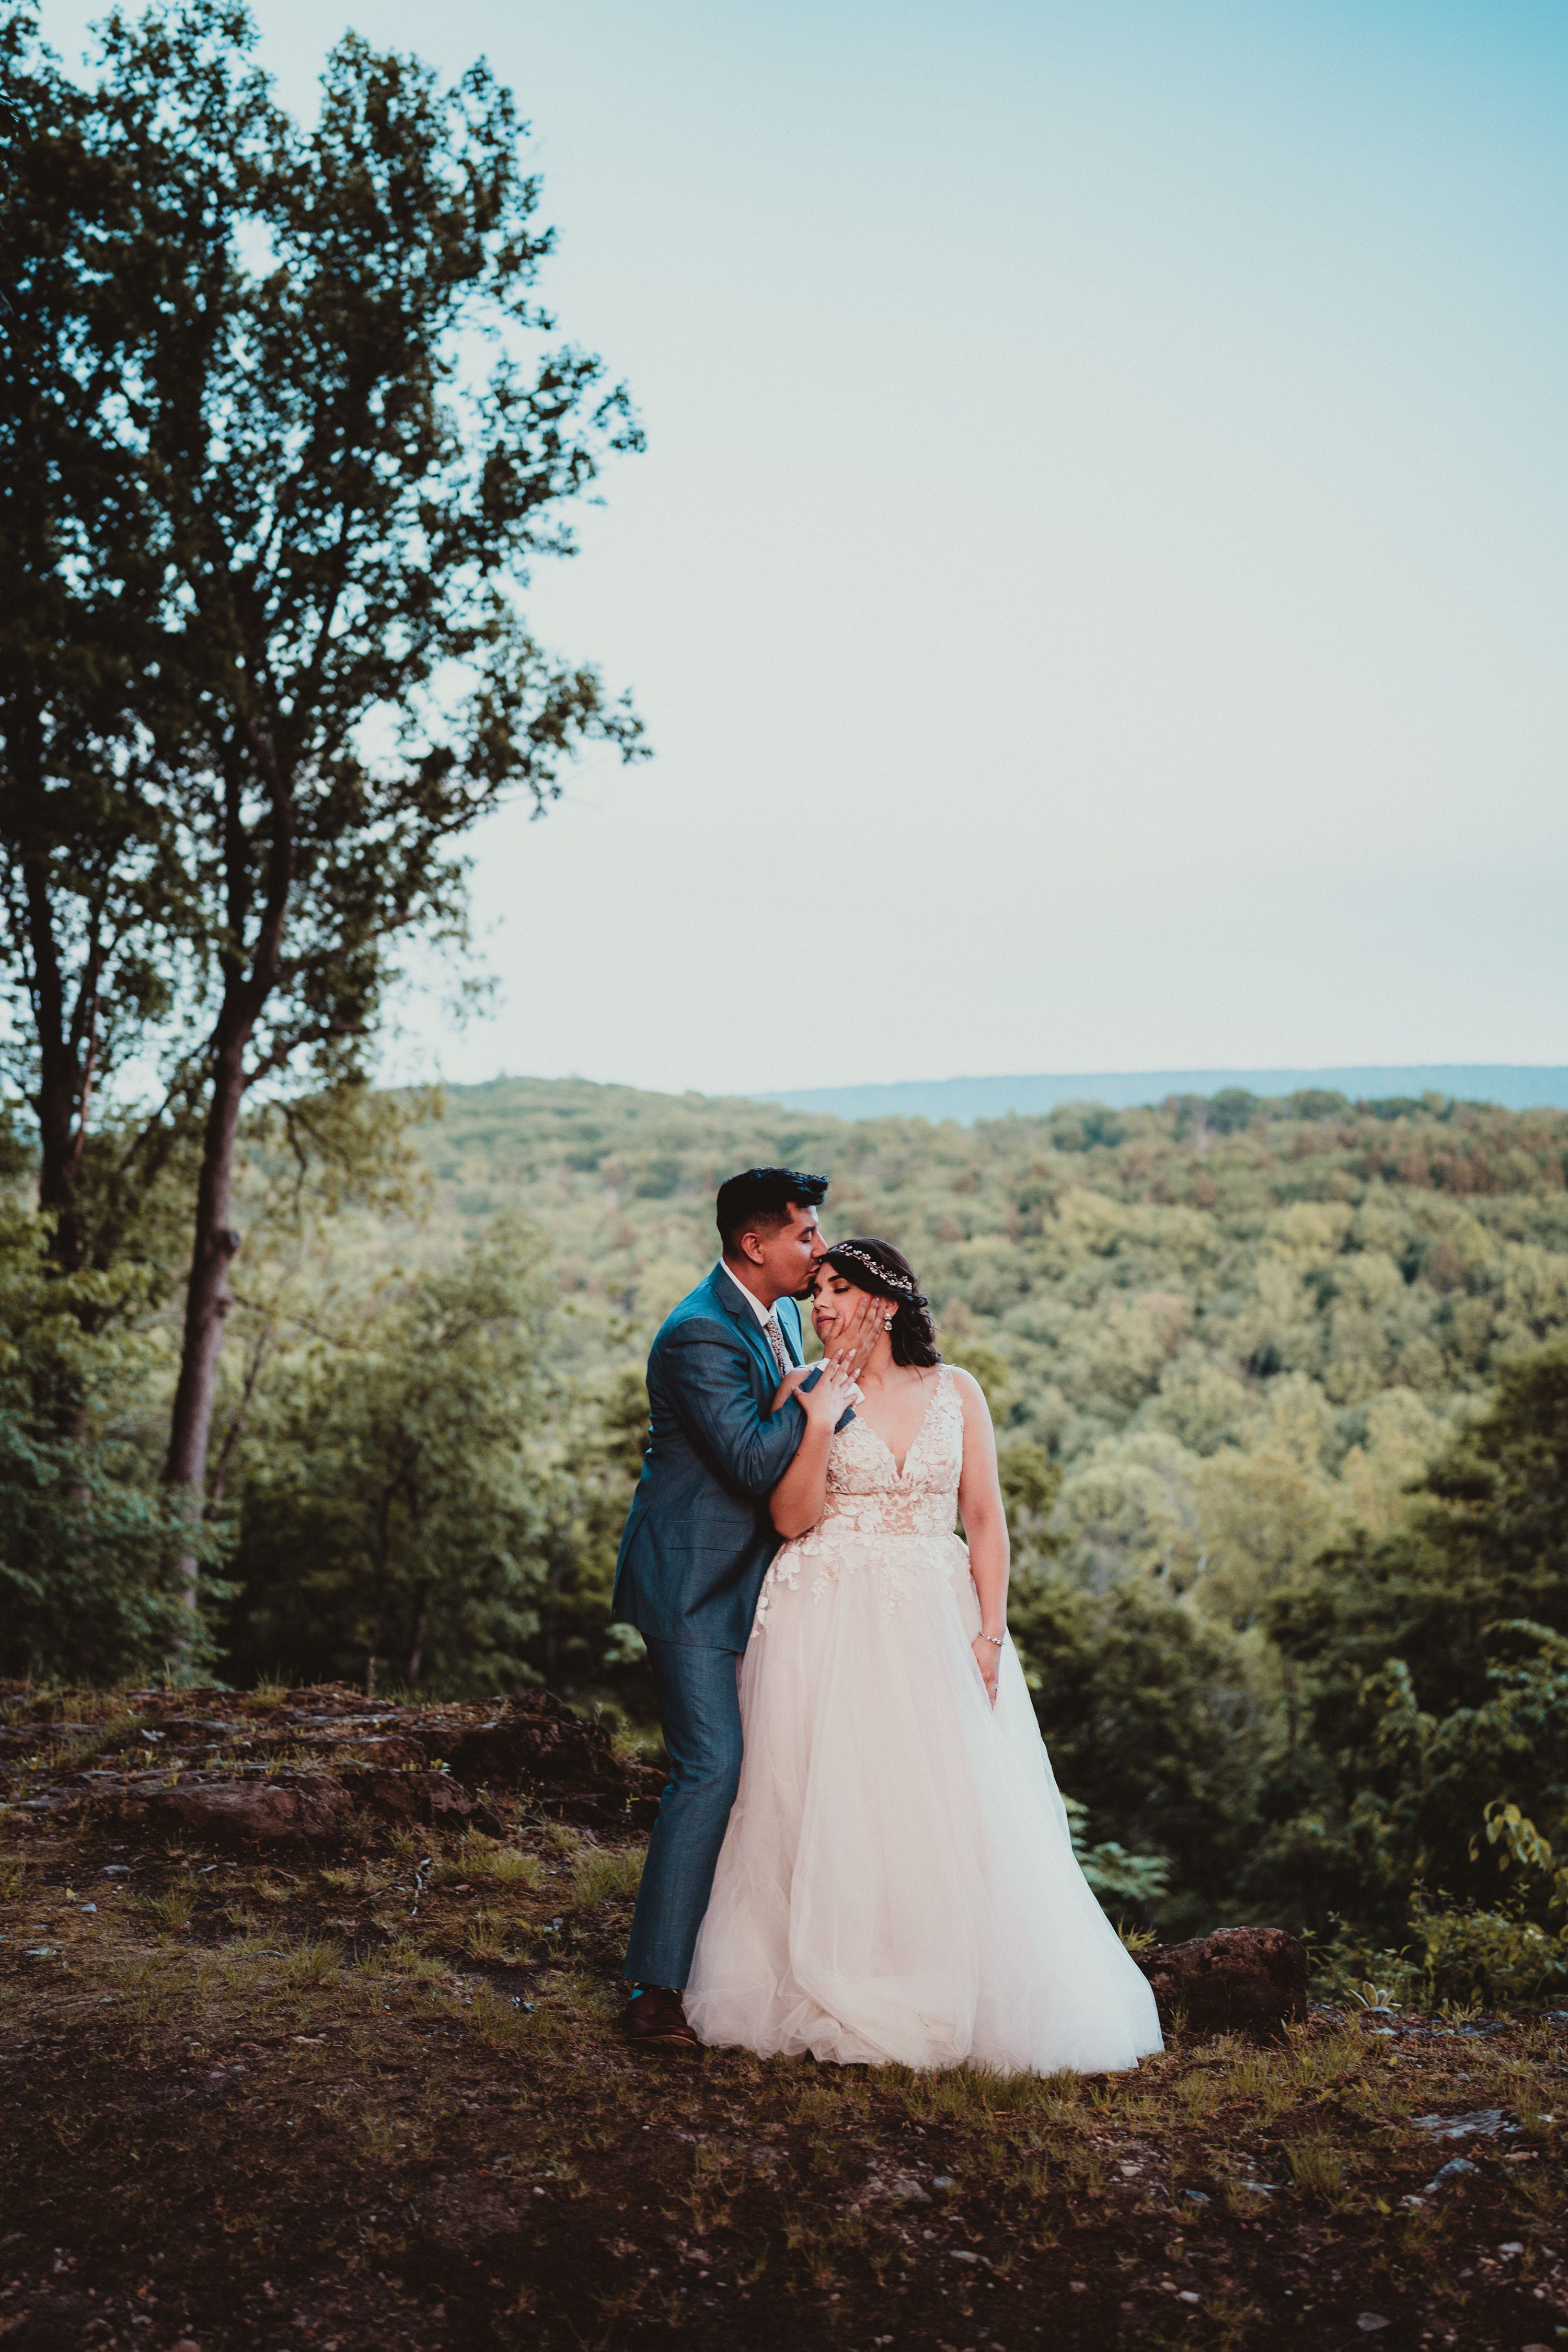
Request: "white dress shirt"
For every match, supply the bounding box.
[716,1257,776,1328]
[716,1260,802,1374]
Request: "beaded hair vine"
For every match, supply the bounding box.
[823,1242,928,1306]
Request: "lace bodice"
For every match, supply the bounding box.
[820,1362,964,1539]
[753,1363,967,1628]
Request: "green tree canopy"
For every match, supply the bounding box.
[0,1200,212,1680]
[1006,1565,1264,1933]
[0,3,645,1593]
[226,1220,557,1694]
[1246,1341,1568,1935]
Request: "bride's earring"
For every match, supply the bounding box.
[882,1315,894,1331]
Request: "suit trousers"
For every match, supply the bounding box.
[623,1638,743,1989]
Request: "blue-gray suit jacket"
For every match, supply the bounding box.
[612,1267,838,1652]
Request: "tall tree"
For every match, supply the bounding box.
[0,8,197,1282]
[0,5,645,1601]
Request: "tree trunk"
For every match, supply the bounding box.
[205,1308,276,1516]
[1281,1652,1300,1767]
[21,836,97,1279]
[34,1029,85,1267]
[164,1030,248,1616]
[366,1485,395,1698]
[162,733,296,1635]
[405,1583,429,1692]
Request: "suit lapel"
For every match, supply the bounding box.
[707,1266,783,1390]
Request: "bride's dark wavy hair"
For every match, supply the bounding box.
[818,1238,940,1369]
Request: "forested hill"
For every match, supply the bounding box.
[759,1064,1568,1124]
[420,1075,1568,1586]
[23,1066,1564,1953]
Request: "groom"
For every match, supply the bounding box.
[611,1166,879,2050]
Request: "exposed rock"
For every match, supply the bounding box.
[331,1734,428,1771]
[1135,1926,1309,2036]
[100,1767,502,1846]
[341,1766,494,1832]
[440,1691,666,1829]
[1410,2108,1518,2141]
[151,1715,250,1746]
[0,1725,86,1758]
[101,1778,355,1847]
[14,1679,667,1846]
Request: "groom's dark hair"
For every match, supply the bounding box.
[717,1166,829,1256]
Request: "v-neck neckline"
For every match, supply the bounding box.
[858,1367,942,1479]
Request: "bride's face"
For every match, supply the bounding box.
[810,1266,875,1345]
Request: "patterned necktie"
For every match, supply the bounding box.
[762,1309,790,1377]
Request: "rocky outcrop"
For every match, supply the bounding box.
[68,1684,666,1848]
[100,1767,502,1847]
[1135,1926,1309,2036]
[101,1779,357,1847]
[439,1692,665,1829]
[342,1765,497,1832]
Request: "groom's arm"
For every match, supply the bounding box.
[659,1319,808,1498]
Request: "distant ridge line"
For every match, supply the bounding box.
[755,1066,1568,1126]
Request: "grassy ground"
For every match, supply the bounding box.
[2,1705,1565,2351]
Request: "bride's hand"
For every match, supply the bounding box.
[831,1288,886,1380]
[798,1359,859,1429]
[972,1633,1001,1707]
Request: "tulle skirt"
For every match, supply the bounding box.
[685,1525,1164,2074]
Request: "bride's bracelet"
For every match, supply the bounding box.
[978,1632,1005,1647]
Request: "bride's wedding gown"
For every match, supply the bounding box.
[685,1365,1164,2073]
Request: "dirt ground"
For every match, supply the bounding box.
[1,1682,1564,2351]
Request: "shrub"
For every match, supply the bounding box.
[1310,1893,1568,2011]
[1413,1895,1568,2008]
[1064,1796,1171,1910]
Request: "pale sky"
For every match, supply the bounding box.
[43,1,1568,1096]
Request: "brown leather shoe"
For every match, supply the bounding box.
[624,1986,701,2053]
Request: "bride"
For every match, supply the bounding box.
[684,1236,1163,2074]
